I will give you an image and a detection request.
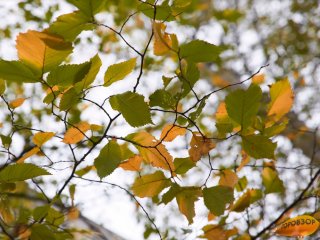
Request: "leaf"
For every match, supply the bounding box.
[180,60,200,97]
[0,163,51,182]
[242,134,276,159]
[109,91,152,127]
[189,132,215,162]
[225,84,262,130]
[268,78,294,122]
[201,225,228,240]
[119,155,143,171]
[16,30,73,76]
[30,224,56,240]
[62,121,90,144]
[153,22,176,55]
[149,89,175,109]
[48,11,95,42]
[59,88,79,111]
[104,58,136,87]
[9,98,25,108]
[160,124,186,142]
[67,0,107,18]
[203,186,234,216]
[33,132,55,147]
[274,215,319,237]
[262,167,284,194]
[219,170,238,188]
[132,171,171,198]
[16,147,40,164]
[231,189,262,212]
[236,150,250,172]
[127,132,175,171]
[180,40,223,63]
[138,1,175,21]
[75,165,94,177]
[0,60,38,83]
[174,157,195,175]
[252,73,265,84]
[47,61,91,87]
[0,79,6,94]
[94,140,133,178]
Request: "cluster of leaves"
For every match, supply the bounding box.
[0,0,319,239]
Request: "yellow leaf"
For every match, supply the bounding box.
[274,215,319,237]
[9,98,25,108]
[237,150,250,172]
[62,122,90,144]
[90,124,103,132]
[153,22,175,56]
[188,132,215,162]
[252,73,265,84]
[208,212,216,221]
[67,207,80,220]
[119,155,143,171]
[211,74,229,87]
[219,169,238,188]
[268,78,294,122]
[215,102,228,122]
[33,132,55,147]
[16,147,40,163]
[160,124,186,142]
[128,132,175,171]
[16,30,72,75]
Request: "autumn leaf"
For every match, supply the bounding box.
[62,122,90,144]
[203,186,234,216]
[9,98,25,108]
[218,169,238,188]
[262,167,284,194]
[160,124,186,142]
[252,73,265,84]
[127,132,175,171]
[153,22,176,55]
[16,147,40,163]
[231,189,262,212]
[274,215,319,237]
[189,132,215,162]
[119,155,143,171]
[33,132,55,147]
[268,78,294,123]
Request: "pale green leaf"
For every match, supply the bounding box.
[0,60,38,83]
[104,58,136,87]
[67,0,107,18]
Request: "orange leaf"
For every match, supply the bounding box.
[188,132,215,162]
[215,102,228,122]
[62,122,90,144]
[252,73,265,84]
[153,22,175,56]
[211,74,229,87]
[119,155,143,171]
[201,225,227,240]
[33,132,55,147]
[268,78,294,123]
[16,147,40,163]
[67,207,80,220]
[9,98,25,108]
[219,169,238,188]
[127,132,175,171]
[236,150,250,172]
[160,124,186,142]
[274,215,319,237]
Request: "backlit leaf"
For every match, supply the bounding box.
[262,167,284,194]
[16,147,40,164]
[242,134,276,159]
[201,225,227,240]
[0,60,38,83]
[127,132,175,171]
[9,98,25,108]
[149,89,175,109]
[119,155,143,171]
[132,171,171,198]
[231,189,262,212]
[268,78,294,122]
[180,40,222,63]
[138,1,174,21]
[110,91,152,127]
[62,121,90,144]
[225,84,262,130]
[16,30,73,76]
[274,215,319,237]
[67,0,107,18]
[30,224,56,240]
[189,132,215,162]
[0,163,51,182]
[174,157,195,175]
[252,73,265,84]
[160,124,186,142]
[59,88,79,111]
[33,132,55,147]
[219,170,238,188]
[203,186,234,216]
[153,22,176,55]
[104,58,136,87]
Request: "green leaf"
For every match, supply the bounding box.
[48,11,95,42]
[0,163,51,182]
[67,0,107,18]
[161,184,181,204]
[203,186,234,216]
[132,171,171,198]
[31,224,56,240]
[0,134,12,147]
[242,134,276,159]
[262,167,284,194]
[0,79,6,94]
[59,88,79,111]
[225,84,262,130]
[149,89,175,109]
[33,205,50,221]
[94,140,132,179]
[138,1,175,21]
[180,60,200,97]
[180,40,223,63]
[47,61,91,87]
[104,58,136,87]
[109,91,153,127]
[235,176,248,192]
[174,157,195,175]
[189,96,208,120]
[0,60,38,83]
